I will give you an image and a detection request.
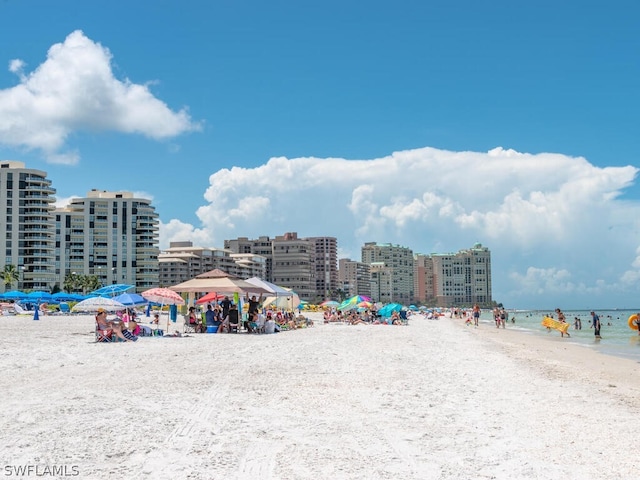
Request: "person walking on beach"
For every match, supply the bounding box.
[556,308,570,337]
[472,304,480,327]
[591,311,602,339]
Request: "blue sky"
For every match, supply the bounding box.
[1,1,639,309]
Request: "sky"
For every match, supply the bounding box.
[0,0,639,309]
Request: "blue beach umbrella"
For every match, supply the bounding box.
[3,290,28,300]
[27,291,53,302]
[90,284,135,297]
[113,292,148,306]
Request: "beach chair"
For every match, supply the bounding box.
[95,323,114,343]
[183,315,197,333]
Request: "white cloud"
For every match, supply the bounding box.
[160,146,640,308]
[0,30,200,164]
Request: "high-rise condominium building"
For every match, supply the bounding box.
[337,259,371,298]
[361,242,414,304]
[0,161,57,291]
[430,243,492,307]
[55,190,159,290]
[310,236,338,301]
[225,232,338,302]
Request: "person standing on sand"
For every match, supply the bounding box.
[472,304,480,327]
[591,311,602,339]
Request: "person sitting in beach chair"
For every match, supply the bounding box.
[95,308,135,342]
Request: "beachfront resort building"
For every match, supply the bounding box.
[54,190,160,291]
[338,259,372,299]
[414,253,436,305]
[426,243,492,307]
[0,161,57,292]
[158,241,265,287]
[224,232,338,302]
[361,242,414,304]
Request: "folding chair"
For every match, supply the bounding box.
[183,315,197,333]
[95,324,114,343]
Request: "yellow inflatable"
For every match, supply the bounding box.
[628,314,639,331]
[541,316,570,334]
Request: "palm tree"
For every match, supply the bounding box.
[2,264,19,290]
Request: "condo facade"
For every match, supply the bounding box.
[0,161,57,291]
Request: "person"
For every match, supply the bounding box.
[226,303,239,333]
[245,292,264,320]
[219,296,232,319]
[472,304,480,327]
[591,311,602,339]
[556,308,570,338]
[204,305,215,327]
[574,316,582,330]
[635,313,640,336]
[190,306,204,333]
[95,308,135,342]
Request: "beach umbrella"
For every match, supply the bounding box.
[3,290,28,300]
[377,303,403,317]
[320,300,339,307]
[195,292,226,305]
[90,284,134,297]
[72,296,126,312]
[141,288,186,332]
[112,292,148,307]
[337,295,373,311]
[52,292,78,302]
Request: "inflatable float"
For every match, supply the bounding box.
[628,314,639,331]
[541,316,570,334]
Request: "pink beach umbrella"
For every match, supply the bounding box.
[141,288,185,332]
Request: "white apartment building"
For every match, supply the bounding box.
[361,242,414,304]
[55,190,159,291]
[0,161,57,292]
[431,243,492,307]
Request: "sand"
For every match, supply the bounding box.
[0,311,638,480]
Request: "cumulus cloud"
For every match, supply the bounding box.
[0,30,200,164]
[160,146,640,308]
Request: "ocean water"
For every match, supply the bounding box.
[479,309,640,363]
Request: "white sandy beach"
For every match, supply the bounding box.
[0,311,639,480]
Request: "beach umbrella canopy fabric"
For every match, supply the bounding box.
[337,295,373,311]
[26,291,53,303]
[244,277,291,296]
[72,296,126,312]
[90,284,135,297]
[3,290,28,300]
[113,292,148,306]
[170,269,271,295]
[263,290,301,311]
[195,292,226,305]
[52,292,78,302]
[377,303,403,317]
[320,300,339,307]
[141,288,185,305]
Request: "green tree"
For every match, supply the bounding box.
[82,275,101,294]
[2,264,19,290]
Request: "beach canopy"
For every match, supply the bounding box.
[3,290,28,300]
[170,269,271,296]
